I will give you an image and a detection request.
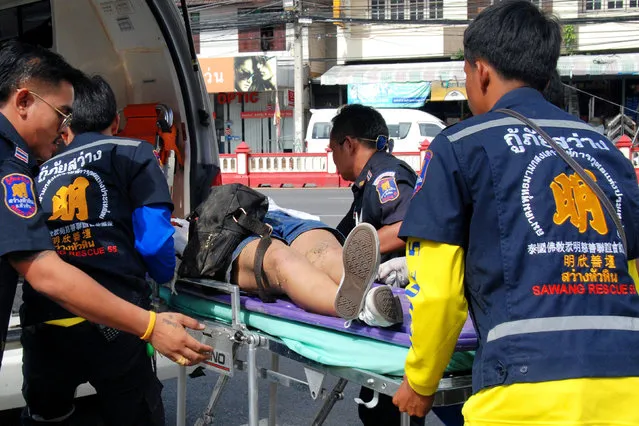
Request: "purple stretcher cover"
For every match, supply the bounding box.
[179,284,478,351]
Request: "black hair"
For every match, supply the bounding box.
[330,104,389,150]
[543,69,565,109]
[69,75,117,134]
[463,0,561,91]
[0,39,81,106]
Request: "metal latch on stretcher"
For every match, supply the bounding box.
[195,325,237,376]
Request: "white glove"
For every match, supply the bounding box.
[377,256,409,288]
[171,218,189,256]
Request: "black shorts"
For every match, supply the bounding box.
[20,321,164,426]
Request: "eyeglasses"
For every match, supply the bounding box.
[29,90,72,133]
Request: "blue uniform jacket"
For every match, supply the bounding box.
[400,87,639,392]
[23,132,174,326]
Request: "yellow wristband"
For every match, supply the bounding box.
[140,311,156,341]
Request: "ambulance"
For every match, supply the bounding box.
[0,0,219,413]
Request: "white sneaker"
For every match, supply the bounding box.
[334,223,381,320]
[358,285,404,327]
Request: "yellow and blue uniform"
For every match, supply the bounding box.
[400,87,639,424]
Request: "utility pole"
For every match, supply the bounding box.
[284,0,306,152]
[293,21,304,152]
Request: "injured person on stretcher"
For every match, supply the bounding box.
[173,201,404,328]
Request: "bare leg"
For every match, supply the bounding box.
[290,229,343,285]
[232,239,339,316]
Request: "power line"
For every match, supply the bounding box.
[563,83,639,115]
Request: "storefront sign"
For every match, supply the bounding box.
[241,110,293,119]
[217,92,259,104]
[430,80,467,101]
[347,82,430,108]
[199,56,278,93]
[287,89,295,107]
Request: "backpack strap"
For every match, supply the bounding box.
[253,235,275,302]
[233,208,277,302]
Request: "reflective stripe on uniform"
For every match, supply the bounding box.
[486,315,639,342]
[447,118,596,143]
[44,317,86,327]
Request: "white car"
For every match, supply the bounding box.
[305,108,446,153]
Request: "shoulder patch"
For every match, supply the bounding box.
[413,150,433,197]
[2,173,37,218]
[14,147,28,164]
[374,171,400,204]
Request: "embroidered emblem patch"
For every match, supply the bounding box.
[374,171,400,204]
[14,146,28,164]
[2,173,37,218]
[413,150,433,197]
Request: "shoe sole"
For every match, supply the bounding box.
[334,223,380,320]
[371,286,403,325]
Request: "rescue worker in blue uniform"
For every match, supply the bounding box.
[393,2,639,424]
[0,41,212,372]
[333,104,416,265]
[0,40,210,375]
[329,104,464,426]
[21,75,174,425]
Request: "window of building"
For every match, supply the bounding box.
[409,0,425,20]
[390,0,405,19]
[428,0,443,18]
[237,8,286,53]
[581,0,639,11]
[371,0,442,20]
[372,0,386,19]
[584,0,602,9]
[0,0,52,48]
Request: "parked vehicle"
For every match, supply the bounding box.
[305,108,445,153]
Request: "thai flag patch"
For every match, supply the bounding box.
[14,146,28,164]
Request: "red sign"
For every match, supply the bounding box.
[241,110,293,119]
[287,89,294,107]
[217,92,259,104]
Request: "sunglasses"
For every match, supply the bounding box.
[29,90,73,133]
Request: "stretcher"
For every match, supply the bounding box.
[161,278,477,426]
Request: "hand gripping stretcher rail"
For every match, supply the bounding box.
[161,278,477,426]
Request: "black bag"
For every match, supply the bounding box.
[178,183,276,300]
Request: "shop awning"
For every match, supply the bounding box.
[320,61,465,85]
[557,53,639,78]
[321,53,639,86]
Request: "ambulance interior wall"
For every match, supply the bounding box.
[51,0,189,217]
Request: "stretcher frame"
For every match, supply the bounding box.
[171,278,473,426]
